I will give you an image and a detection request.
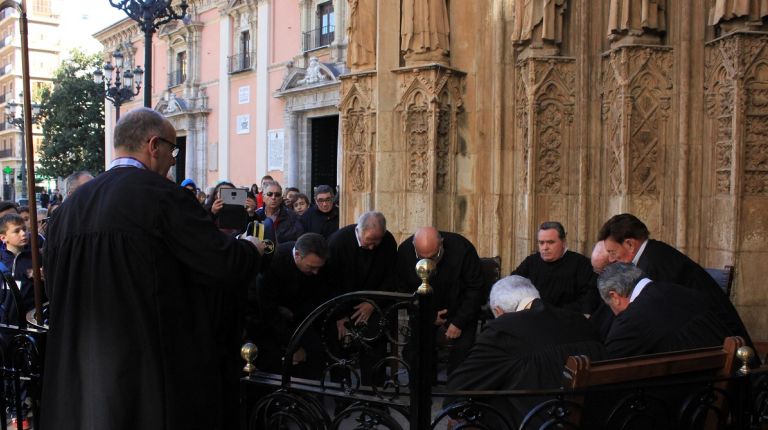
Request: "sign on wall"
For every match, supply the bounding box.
[238,86,250,104]
[236,114,250,134]
[268,128,284,171]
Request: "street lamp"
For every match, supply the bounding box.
[93,49,144,121]
[109,0,189,108]
[5,94,41,201]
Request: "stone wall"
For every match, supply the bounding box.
[339,0,768,338]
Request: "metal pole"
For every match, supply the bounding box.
[9,0,43,324]
[410,259,435,429]
[143,20,152,108]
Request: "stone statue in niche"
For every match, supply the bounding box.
[401,0,450,65]
[608,0,666,46]
[347,0,377,70]
[709,0,768,32]
[511,0,567,57]
[297,57,327,85]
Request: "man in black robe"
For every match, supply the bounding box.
[254,233,333,378]
[326,211,397,384]
[299,184,339,239]
[396,227,485,375]
[598,263,733,358]
[597,213,754,349]
[447,275,606,427]
[40,108,265,430]
[512,221,599,314]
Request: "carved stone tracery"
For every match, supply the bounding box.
[340,76,376,193]
[601,47,673,197]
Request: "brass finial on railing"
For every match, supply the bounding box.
[736,346,754,375]
[240,342,259,375]
[415,258,435,295]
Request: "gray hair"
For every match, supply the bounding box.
[66,171,93,196]
[265,181,282,192]
[356,211,386,233]
[114,107,169,152]
[314,184,335,196]
[597,263,645,302]
[489,275,541,313]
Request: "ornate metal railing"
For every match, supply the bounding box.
[167,69,185,88]
[240,277,768,429]
[302,26,334,52]
[228,52,254,74]
[0,274,46,430]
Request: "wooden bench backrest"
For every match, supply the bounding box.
[564,336,745,389]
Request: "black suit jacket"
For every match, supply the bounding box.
[606,281,733,358]
[636,239,753,347]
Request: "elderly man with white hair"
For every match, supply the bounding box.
[447,275,606,426]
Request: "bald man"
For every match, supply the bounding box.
[396,227,484,375]
[591,240,610,274]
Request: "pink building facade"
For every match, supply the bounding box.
[94,0,347,194]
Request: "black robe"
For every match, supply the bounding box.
[511,250,599,314]
[254,241,333,375]
[41,167,260,430]
[326,224,397,294]
[605,281,733,358]
[396,232,484,331]
[448,299,606,427]
[636,239,753,348]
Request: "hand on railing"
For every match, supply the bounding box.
[351,302,373,325]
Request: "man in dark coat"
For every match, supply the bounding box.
[40,108,265,430]
[396,227,485,375]
[254,233,333,378]
[447,275,606,427]
[512,221,599,314]
[598,263,733,358]
[299,184,339,239]
[597,213,754,350]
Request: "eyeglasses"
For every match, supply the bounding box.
[265,191,282,198]
[316,197,333,203]
[155,136,180,158]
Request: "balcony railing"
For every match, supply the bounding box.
[167,70,186,88]
[0,122,7,131]
[302,26,335,52]
[0,64,12,77]
[0,148,13,158]
[0,36,12,49]
[228,52,254,74]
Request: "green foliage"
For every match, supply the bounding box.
[38,49,105,179]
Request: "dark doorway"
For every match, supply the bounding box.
[172,135,187,184]
[310,116,338,198]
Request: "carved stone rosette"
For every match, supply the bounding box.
[600,46,673,220]
[394,65,465,228]
[339,72,377,221]
[705,33,768,196]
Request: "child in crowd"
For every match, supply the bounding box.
[293,193,310,216]
[0,213,35,325]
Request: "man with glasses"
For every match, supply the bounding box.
[254,181,303,244]
[299,184,339,239]
[40,107,266,430]
[396,226,484,376]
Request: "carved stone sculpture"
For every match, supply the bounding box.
[297,57,327,85]
[347,0,377,70]
[608,0,667,46]
[511,0,567,57]
[709,0,768,32]
[401,0,450,65]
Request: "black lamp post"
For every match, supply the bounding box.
[93,49,144,121]
[109,0,189,108]
[5,94,41,200]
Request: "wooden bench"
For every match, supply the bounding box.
[555,337,747,429]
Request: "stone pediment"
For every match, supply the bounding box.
[155,92,188,116]
[277,58,341,95]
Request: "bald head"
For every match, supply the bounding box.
[413,227,442,260]
[591,241,610,274]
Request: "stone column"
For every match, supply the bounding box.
[703,28,768,337]
[283,110,299,190]
[217,10,231,181]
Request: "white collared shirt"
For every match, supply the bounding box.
[632,239,648,265]
[516,297,537,312]
[629,277,652,303]
[109,157,147,170]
